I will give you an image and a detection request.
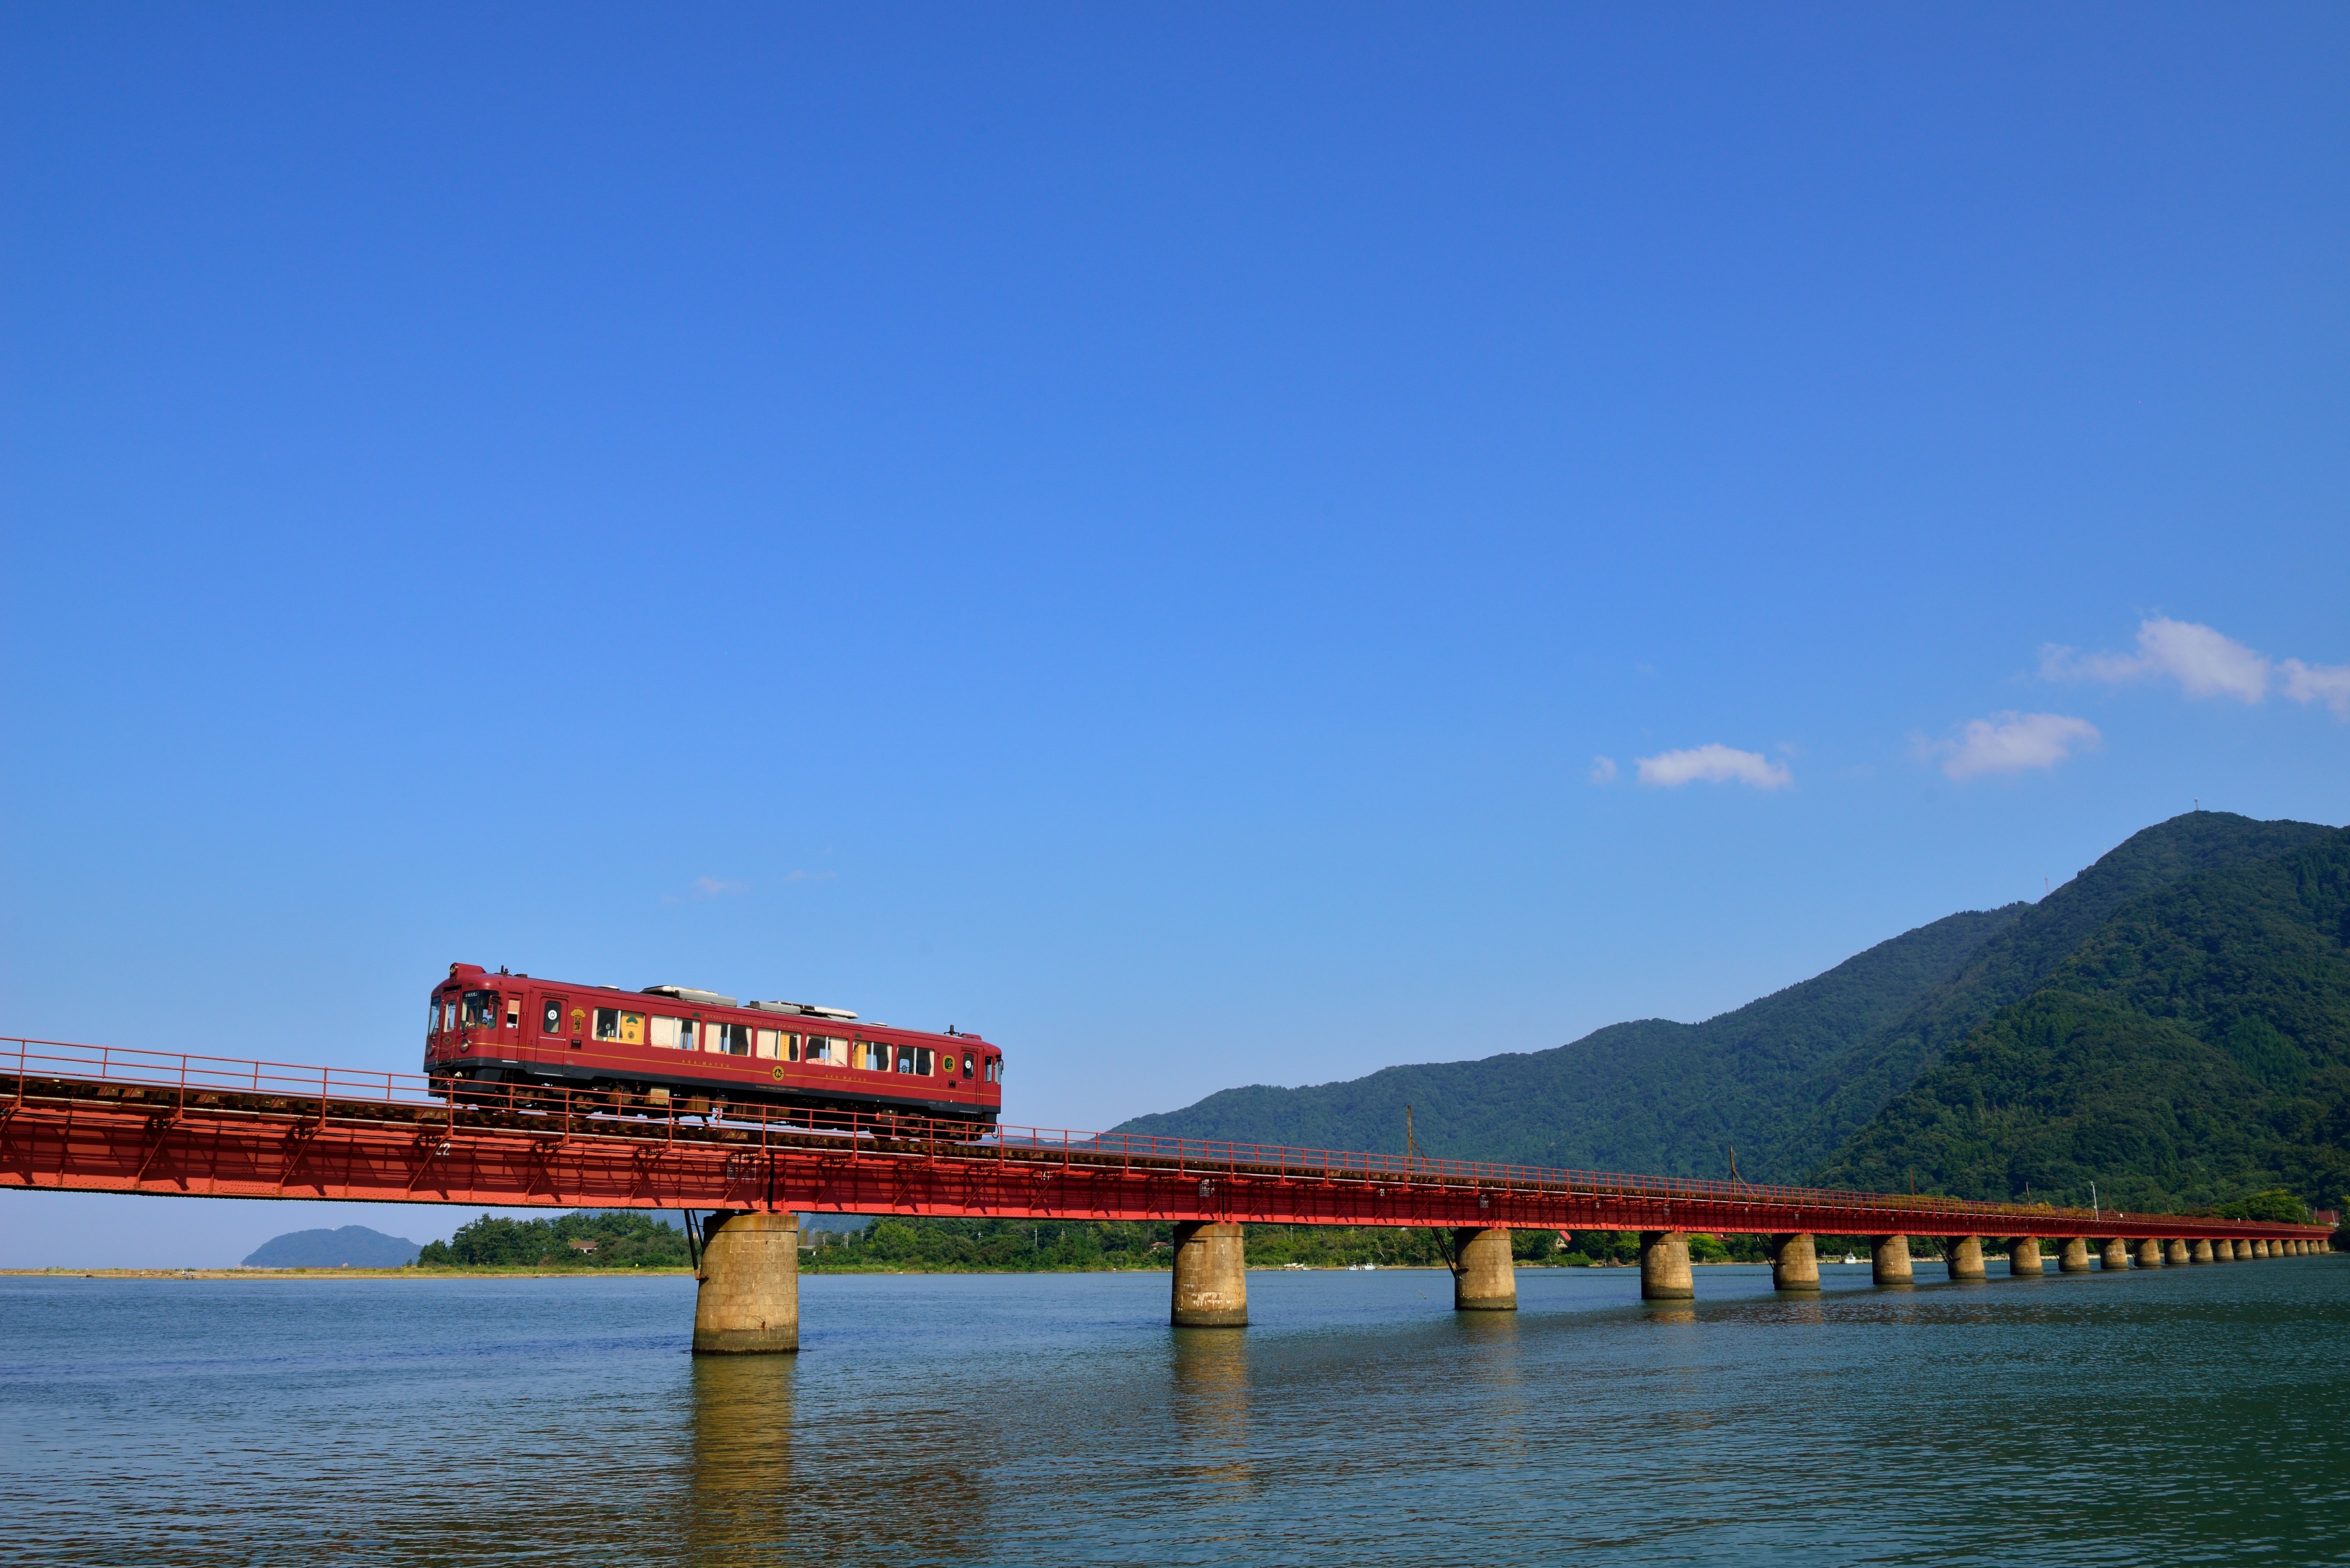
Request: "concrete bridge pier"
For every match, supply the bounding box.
[1170,1221,1249,1326]
[2192,1239,2215,1263]
[691,1212,801,1355]
[2136,1238,2165,1267]
[1451,1227,1518,1311]
[1872,1234,1913,1286]
[2208,1238,2231,1262]
[1640,1231,1695,1300]
[2007,1237,2044,1276]
[2255,1240,2271,1259]
[2100,1238,2131,1269]
[2235,1240,2254,1260]
[2059,1238,2093,1273]
[1767,1232,1821,1291]
[2166,1238,2191,1266]
[1945,1235,1987,1280]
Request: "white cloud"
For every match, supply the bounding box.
[1588,756,1619,784]
[2282,659,2350,721]
[1924,712,2102,781]
[1635,744,1792,791]
[2041,617,2270,702]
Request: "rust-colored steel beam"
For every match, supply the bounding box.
[0,1039,2331,1247]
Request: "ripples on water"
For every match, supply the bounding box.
[3,1259,2345,1565]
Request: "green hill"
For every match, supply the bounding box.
[1763,811,2339,1172]
[1115,905,2023,1179]
[1114,811,2339,1191]
[1817,826,2350,1211]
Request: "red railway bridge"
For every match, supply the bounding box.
[4,1036,2332,1350]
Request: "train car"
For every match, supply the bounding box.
[423,962,1002,1127]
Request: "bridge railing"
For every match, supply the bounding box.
[0,1034,2246,1231]
[2,1035,443,1108]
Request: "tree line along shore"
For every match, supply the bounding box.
[360,1200,2339,1276]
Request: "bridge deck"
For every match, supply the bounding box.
[1,1037,2327,1245]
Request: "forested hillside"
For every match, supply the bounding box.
[1818,827,2350,1211]
[1763,812,2338,1170]
[1114,811,2340,1198]
[1115,905,2022,1180]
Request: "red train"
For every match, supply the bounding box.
[424,962,1003,1127]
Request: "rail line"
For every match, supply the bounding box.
[0,1036,2328,1246]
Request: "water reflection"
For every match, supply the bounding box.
[1169,1325,1255,1497]
[685,1351,990,1564]
[684,1356,794,1561]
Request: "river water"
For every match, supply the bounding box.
[3,1257,2345,1565]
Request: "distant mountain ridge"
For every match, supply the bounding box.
[1116,904,2024,1181]
[1114,812,2342,1199]
[242,1225,422,1268]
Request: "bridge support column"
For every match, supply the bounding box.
[2059,1238,2092,1273]
[2137,1238,2164,1267]
[1639,1231,1694,1300]
[2255,1240,2271,1259]
[1768,1232,1820,1291]
[2100,1238,2130,1269]
[1170,1221,1248,1326]
[2007,1237,2044,1276]
[2208,1238,2231,1262]
[1452,1227,1517,1311]
[2236,1240,2254,1261]
[2166,1238,2190,1266]
[1872,1234,1913,1286]
[1945,1235,1986,1280]
[2192,1239,2215,1264]
[691,1212,800,1355]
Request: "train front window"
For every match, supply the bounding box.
[461,990,499,1029]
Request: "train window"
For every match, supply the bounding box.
[787,1033,800,1062]
[505,999,520,1028]
[462,990,499,1029]
[428,1003,440,1035]
[854,1041,886,1071]
[962,1054,974,1078]
[805,1036,840,1064]
[444,1001,456,1033]
[649,1016,686,1049]
[542,999,563,1035]
[755,1028,781,1059]
[593,1008,646,1044]
[710,1023,751,1056]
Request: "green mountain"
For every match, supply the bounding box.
[1764,811,2339,1172]
[1817,824,2350,1211]
[1115,811,2338,1191]
[1115,905,2024,1179]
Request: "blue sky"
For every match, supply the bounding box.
[4,7,2345,1265]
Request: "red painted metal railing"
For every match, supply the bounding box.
[4,1035,2329,1246]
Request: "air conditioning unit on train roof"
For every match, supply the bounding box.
[745,999,858,1022]
[641,985,739,1007]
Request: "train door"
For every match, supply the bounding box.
[537,993,569,1067]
